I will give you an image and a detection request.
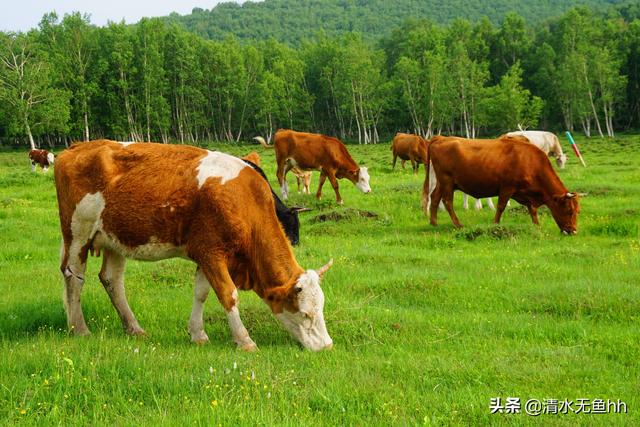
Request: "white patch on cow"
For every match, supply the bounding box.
[118,141,137,147]
[355,167,371,193]
[94,234,187,261]
[275,270,332,351]
[70,193,186,261]
[225,288,257,350]
[196,151,246,188]
[47,152,55,164]
[281,181,289,200]
[71,193,106,250]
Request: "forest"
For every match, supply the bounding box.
[0,2,639,147]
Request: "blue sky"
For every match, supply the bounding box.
[1,1,241,32]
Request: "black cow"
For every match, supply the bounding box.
[241,159,309,245]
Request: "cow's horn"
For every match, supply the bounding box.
[317,259,333,278]
[566,192,576,198]
[291,206,312,213]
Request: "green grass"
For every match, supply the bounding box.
[0,136,639,425]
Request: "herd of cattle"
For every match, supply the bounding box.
[25,128,580,351]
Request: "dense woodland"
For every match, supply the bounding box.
[166,0,629,44]
[0,2,639,147]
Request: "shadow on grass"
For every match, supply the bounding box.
[0,301,67,340]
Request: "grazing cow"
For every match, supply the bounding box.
[422,135,580,234]
[254,129,371,204]
[503,130,567,168]
[54,140,334,351]
[391,132,428,174]
[423,137,495,211]
[29,149,55,172]
[241,156,307,246]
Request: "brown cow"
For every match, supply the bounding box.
[391,132,428,174]
[422,135,580,234]
[54,140,334,351]
[254,129,371,204]
[292,167,312,194]
[241,151,310,194]
[29,149,55,172]
[241,151,261,166]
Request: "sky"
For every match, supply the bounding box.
[0,1,241,32]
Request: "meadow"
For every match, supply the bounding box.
[0,135,638,425]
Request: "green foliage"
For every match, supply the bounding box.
[0,3,639,146]
[166,0,626,45]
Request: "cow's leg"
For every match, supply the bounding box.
[327,172,343,205]
[493,190,513,224]
[98,250,145,336]
[188,268,211,344]
[429,184,442,226]
[474,198,482,210]
[392,154,397,169]
[486,198,496,210]
[31,162,36,172]
[527,205,540,225]
[411,159,417,175]
[276,162,288,200]
[401,159,406,169]
[304,174,311,194]
[201,261,257,351]
[295,175,302,193]
[43,165,49,172]
[316,172,327,200]
[442,185,463,228]
[60,241,90,336]
[463,194,469,210]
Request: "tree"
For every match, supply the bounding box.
[0,32,69,148]
[482,63,543,132]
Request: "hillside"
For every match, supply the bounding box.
[165,0,625,44]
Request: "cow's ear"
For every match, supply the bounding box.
[565,192,576,199]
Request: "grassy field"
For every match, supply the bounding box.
[0,135,639,425]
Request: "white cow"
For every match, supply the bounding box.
[504,130,567,169]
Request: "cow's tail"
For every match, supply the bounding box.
[253,136,273,149]
[421,141,432,215]
[47,152,55,164]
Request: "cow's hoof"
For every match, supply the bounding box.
[126,327,147,337]
[71,325,91,336]
[191,331,209,345]
[337,200,344,205]
[238,341,258,352]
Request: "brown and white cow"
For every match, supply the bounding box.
[422,135,580,234]
[254,129,371,204]
[54,140,334,351]
[503,130,567,168]
[391,132,428,174]
[29,149,55,172]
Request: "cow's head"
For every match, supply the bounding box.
[349,167,371,194]
[264,260,333,351]
[280,207,311,246]
[556,154,567,169]
[551,192,580,235]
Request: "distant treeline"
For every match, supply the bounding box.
[166,0,630,45]
[0,6,639,147]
